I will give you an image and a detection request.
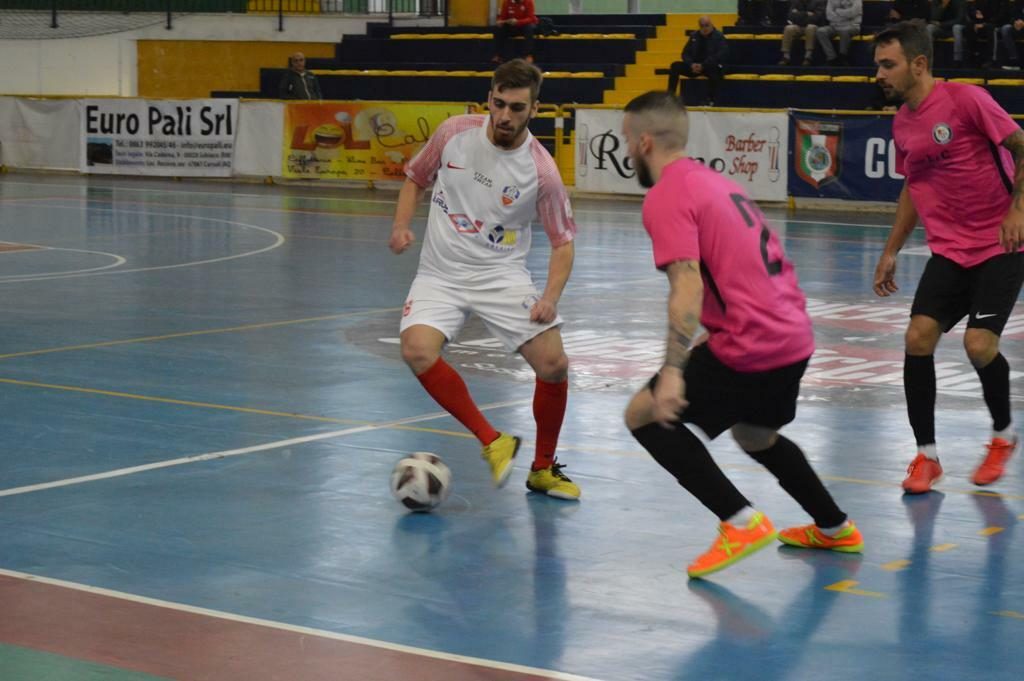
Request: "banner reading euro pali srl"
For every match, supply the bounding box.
[574,109,788,201]
[81,99,238,176]
[282,102,469,180]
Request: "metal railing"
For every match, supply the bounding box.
[319,0,446,21]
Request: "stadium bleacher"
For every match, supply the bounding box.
[215,5,1024,115]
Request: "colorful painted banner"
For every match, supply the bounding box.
[80,99,238,176]
[282,102,469,180]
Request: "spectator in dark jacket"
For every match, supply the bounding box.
[927,0,968,65]
[667,16,729,105]
[965,0,1011,66]
[998,0,1024,67]
[493,0,540,63]
[888,0,931,22]
[278,52,322,100]
[780,0,827,65]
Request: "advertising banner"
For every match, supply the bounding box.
[282,102,468,181]
[788,111,903,202]
[81,99,238,176]
[574,108,788,201]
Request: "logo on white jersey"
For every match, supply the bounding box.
[449,213,483,233]
[932,123,953,145]
[501,185,521,206]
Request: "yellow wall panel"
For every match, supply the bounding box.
[138,41,335,98]
[450,0,490,26]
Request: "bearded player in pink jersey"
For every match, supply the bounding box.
[620,91,864,579]
[872,21,1024,494]
[389,59,580,500]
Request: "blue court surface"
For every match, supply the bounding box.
[0,174,1020,681]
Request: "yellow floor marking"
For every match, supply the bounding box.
[825,580,885,598]
[991,610,1024,620]
[881,559,911,572]
[930,543,958,552]
[0,308,400,360]
[979,527,1005,536]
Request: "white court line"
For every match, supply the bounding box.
[0,399,531,498]
[0,204,285,283]
[0,567,606,681]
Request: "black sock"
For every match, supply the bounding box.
[976,353,1012,432]
[745,435,846,529]
[631,423,749,521]
[905,354,936,446]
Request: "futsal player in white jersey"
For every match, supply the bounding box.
[389,59,580,499]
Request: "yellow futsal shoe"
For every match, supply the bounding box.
[482,433,521,488]
[687,511,777,579]
[526,459,581,500]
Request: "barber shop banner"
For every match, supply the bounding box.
[282,102,469,181]
[788,111,903,202]
[81,99,238,176]
[574,108,788,201]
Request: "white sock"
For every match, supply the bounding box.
[818,520,849,537]
[918,444,938,460]
[726,506,757,527]
[992,424,1015,442]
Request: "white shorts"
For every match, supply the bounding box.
[399,273,562,351]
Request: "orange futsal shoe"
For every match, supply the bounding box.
[973,436,1018,486]
[778,521,864,553]
[902,453,943,494]
[687,512,777,579]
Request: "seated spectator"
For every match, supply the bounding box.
[278,52,322,100]
[738,0,774,26]
[887,0,931,23]
[667,16,729,105]
[966,0,1010,66]
[926,0,968,66]
[998,0,1024,68]
[492,0,539,64]
[780,0,827,65]
[816,0,863,65]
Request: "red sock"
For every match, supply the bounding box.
[532,377,568,470]
[417,358,499,445]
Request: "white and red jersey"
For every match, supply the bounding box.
[405,114,576,285]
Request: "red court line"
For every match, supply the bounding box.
[0,573,595,681]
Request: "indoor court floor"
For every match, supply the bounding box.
[0,174,1020,681]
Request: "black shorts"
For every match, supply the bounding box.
[911,253,1024,335]
[647,344,809,439]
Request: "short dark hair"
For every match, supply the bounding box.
[873,20,932,70]
[623,91,689,151]
[492,58,543,103]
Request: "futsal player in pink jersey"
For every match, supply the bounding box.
[388,59,580,500]
[872,21,1024,493]
[620,91,863,579]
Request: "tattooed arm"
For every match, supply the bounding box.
[652,259,704,427]
[1000,128,1024,252]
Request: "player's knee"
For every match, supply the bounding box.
[964,330,998,367]
[624,391,653,430]
[535,352,569,383]
[400,339,440,374]
[730,424,777,452]
[905,324,939,355]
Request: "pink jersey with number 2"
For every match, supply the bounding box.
[642,158,814,372]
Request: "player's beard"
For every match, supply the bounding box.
[491,117,529,149]
[634,155,655,188]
